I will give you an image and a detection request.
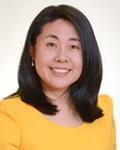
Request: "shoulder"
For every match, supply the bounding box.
[0,96,19,110]
[98,94,113,114]
[0,96,41,124]
[97,94,115,130]
[0,96,32,121]
[0,96,22,148]
[0,96,30,111]
[0,95,23,105]
[98,94,114,124]
[0,96,21,107]
[0,96,24,122]
[98,95,116,149]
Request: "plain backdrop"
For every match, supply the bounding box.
[0,0,119,149]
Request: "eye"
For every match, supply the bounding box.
[71,45,80,50]
[46,42,57,48]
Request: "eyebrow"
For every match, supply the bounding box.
[45,34,80,42]
[46,34,58,40]
[69,37,80,42]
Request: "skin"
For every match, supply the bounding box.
[31,19,83,127]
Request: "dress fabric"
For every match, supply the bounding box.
[0,95,116,150]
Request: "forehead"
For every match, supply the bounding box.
[38,19,79,39]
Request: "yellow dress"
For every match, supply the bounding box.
[0,95,116,150]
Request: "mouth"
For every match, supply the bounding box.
[49,67,71,75]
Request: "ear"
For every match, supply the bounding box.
[30,45,35,60]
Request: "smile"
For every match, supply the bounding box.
[50,67,71,75]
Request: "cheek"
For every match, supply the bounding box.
[34,54,47,80]
[74,59,83,80]
[34,50,54,73]
[72,54,83,70]
[35,49,47,64]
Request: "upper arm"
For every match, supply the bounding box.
[0,101,22,150]
[98,95,116,150]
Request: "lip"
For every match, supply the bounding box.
[49,67,72,75]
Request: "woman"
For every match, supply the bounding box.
[0,4,116,150]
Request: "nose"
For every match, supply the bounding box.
[54,46,69,63]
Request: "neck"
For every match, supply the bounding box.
[44,88,68,102]
[44,88,78,118]
[43,89,83,127]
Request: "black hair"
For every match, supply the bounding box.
[11,4,103,122]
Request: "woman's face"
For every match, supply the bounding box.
[31,19,83,93]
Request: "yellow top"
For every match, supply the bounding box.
[0,95,116,150]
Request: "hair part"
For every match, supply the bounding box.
[11,4,103,122]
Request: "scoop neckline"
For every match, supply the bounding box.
[19,97,89,130]
[38,111,88,130]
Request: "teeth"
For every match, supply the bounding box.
[52,68,69,73]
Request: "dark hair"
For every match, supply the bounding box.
[14,4,103,122]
